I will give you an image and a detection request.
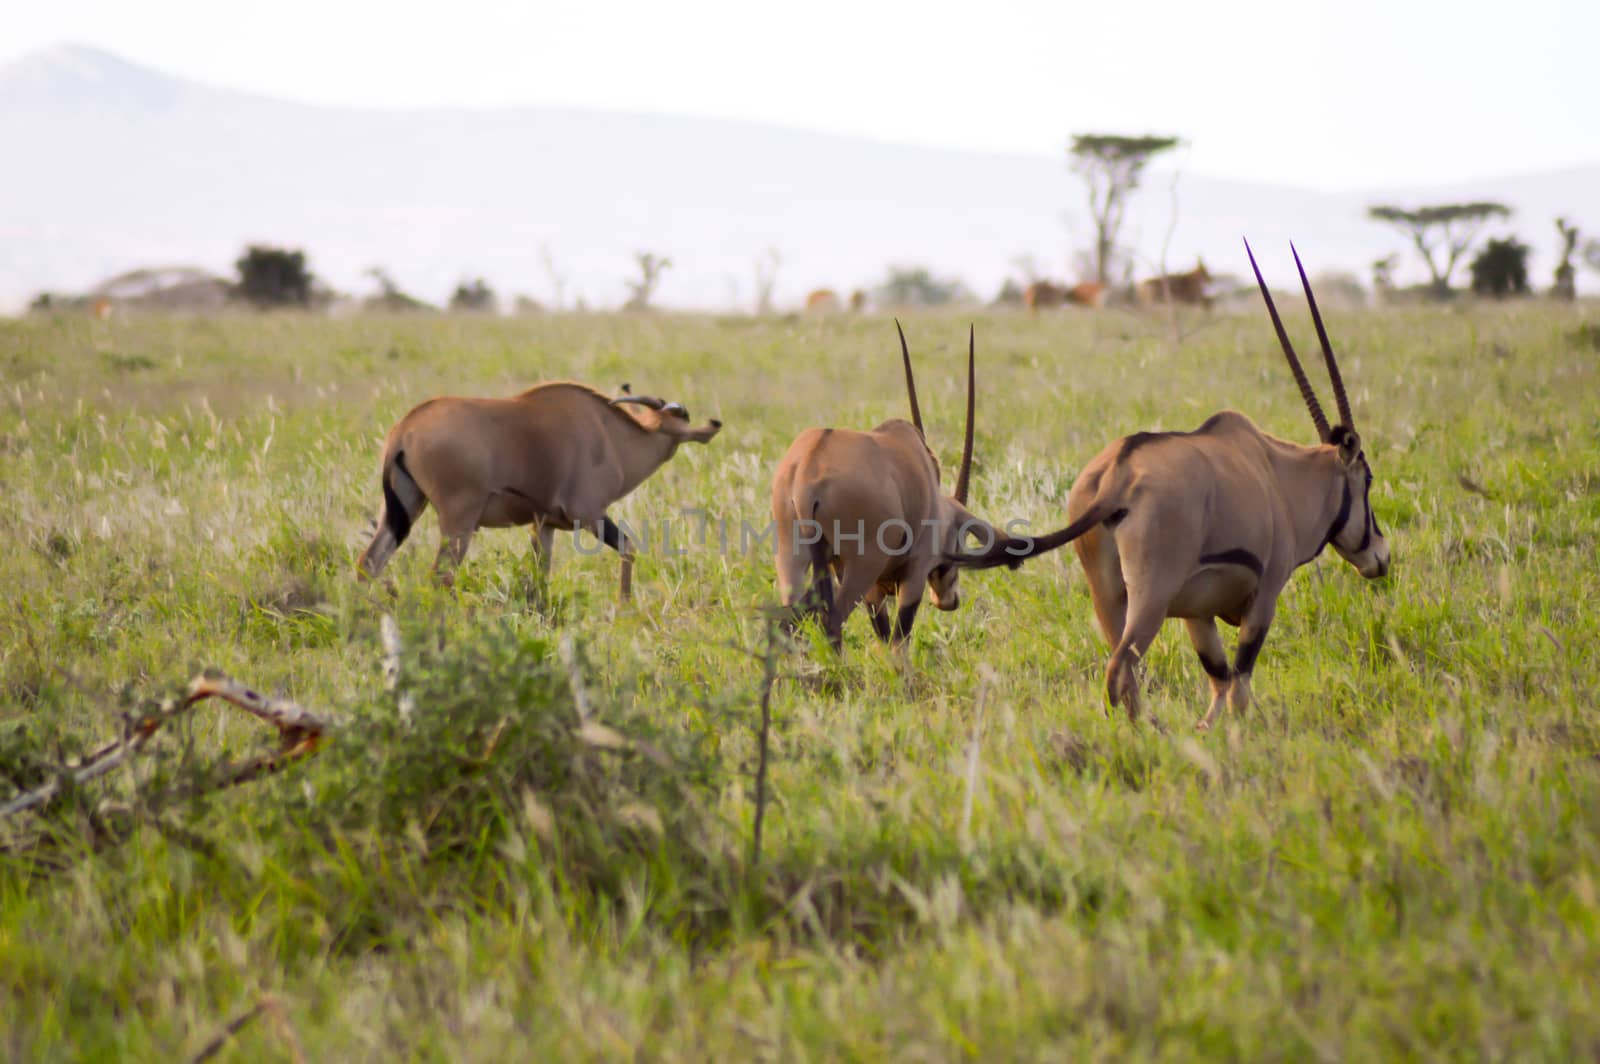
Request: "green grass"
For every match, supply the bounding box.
[2,303,1599,1059]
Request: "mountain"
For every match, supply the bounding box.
[2,44,1596,312]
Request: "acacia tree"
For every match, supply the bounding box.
[1366,202,1511,295]
[1469,237,1530,298]
[1069,133,1180,286]
[1553,218,1579,301]
[623,252,672,311]
[234,245,312,307]
[752,248,781,315]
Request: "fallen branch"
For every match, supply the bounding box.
[1,672,333,821]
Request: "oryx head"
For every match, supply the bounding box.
[897,320,984,611]
[1247,241,1390,580]
[611,386,723,444]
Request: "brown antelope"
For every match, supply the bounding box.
[356,382,722,600]
[805,288,840,312]
[955,243,1389,727]
[1136,259,1213,308]
[1025,280,1106,312]
[770,322,998,649]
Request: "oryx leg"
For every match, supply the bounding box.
[864,584,893,643]
[431,500,484,587]
[1185,618,1233,729]
[890,583,924,647]
[1104,593,1170,721]
[825,561,882,652]
[528,519,556,581]
[1214,602,1276,726]
[596,515,637,603]
[1074,527,1127,648]
[1104,528,1189,721]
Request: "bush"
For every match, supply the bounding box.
[873,265,972,308]
[233,245,313,307]
[1469,237,1530,298]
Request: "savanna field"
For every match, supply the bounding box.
[2,303,1599,1059]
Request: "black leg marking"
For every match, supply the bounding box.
[599,516,628,554]
[1233,630,1267,677]
[892,599,922,643]
[868,603,893,642]
[807,538,834,622]
[1199,654,1232,682]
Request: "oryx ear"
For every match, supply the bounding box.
[1330,425,1362,466]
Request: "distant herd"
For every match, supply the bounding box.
[357,243,1387,730]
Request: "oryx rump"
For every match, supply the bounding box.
[956,243,1389,726]
[770,323,998,649]
[356,381,721,599]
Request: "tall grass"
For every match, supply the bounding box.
[2,304,1598,1058]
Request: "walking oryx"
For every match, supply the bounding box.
[1136,259,1213,308]
[953,243,1390,727]
[357,381,722,600]
[771,323,998,650]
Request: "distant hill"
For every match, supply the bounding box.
[3,44,1596,312]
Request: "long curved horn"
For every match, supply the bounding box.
[1245,238,1330,442]
[895,318,924,436]
[954,324,975,505]
[1291,243,1353,432]
[611,394,665,410]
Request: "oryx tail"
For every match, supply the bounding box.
[957,499,1117,570]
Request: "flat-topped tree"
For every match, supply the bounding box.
[1367,202,1511,295]
[1069,134,1180,286]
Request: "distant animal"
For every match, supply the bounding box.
[1136,259,1213,308]
[805,289,840,312]
[954,243,1389,728]
[357,382,722,600]
[848,289,868,312]
[770,322,999,650]
[1025,280,1106,311]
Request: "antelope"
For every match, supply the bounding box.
[1136,259,1213,308]
[770,322,996,649]
[356,381,722,600]
[1025,280,1106,312]
[805,288,840,313]
[954,242,1389,728]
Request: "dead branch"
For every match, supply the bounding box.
[1,673,333,822]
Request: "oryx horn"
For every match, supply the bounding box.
[954,324,975,505]
[1291,243,1354,433]
[896,318,924,436]
[611,394,665,410]
[1245,237,1331,442]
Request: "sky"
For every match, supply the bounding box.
[3,0,1597,190]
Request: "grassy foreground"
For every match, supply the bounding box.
[2,304,1599,1059]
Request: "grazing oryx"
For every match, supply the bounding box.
[770,323,996,649]
[356,382,721,600]
[805,288,840,313]
[1025,280,1106,312]
[954,243,1389,727]
[1136,259,1213,308]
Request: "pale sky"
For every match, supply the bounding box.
[4,0,1598,190]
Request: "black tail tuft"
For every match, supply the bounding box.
[383,451,415,545]
[950,502,1112,571]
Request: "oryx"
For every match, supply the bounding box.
[356,381,722,600]
[955,243,1389,727]
[1136,258,1213,309]
[770,322,998,649]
